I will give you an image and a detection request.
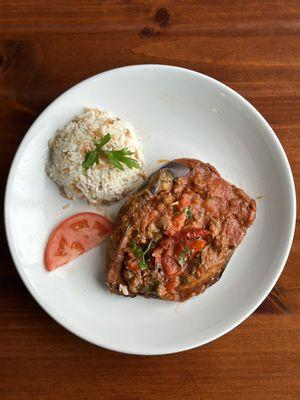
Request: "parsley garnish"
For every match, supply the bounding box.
[82,133,140,171]
[178,247,192,267]
[174,206,193,219]
[185,206,193,220]
[82,150,99,170]
[131,240,153,270]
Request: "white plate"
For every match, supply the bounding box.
[5,65,296,355]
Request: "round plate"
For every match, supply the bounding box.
[5,65,296,355]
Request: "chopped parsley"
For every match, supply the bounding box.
[178,247,193,267]
[131,240,154,270]
[174,206,193,219]
[185,206,193,220]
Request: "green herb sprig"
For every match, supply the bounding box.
[174,206,193,220]
[131,240,154,270]
[82,133,140,171]
[178,247,193,267]
[185,206,193,220]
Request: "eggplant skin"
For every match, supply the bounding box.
[106,158,256,302]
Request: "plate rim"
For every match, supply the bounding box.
[4,64,297,355]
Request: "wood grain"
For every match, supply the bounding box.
[0,1,299,399]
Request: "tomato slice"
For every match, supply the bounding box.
[45,212,114,271]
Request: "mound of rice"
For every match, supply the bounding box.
[47,108,144,204]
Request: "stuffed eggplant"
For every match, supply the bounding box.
[106,159,256,301]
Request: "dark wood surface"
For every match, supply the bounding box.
[0,1,299,399]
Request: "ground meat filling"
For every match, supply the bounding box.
[106,158,256,301]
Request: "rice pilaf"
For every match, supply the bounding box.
[47,108,144,204]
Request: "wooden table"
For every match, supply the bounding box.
[0,1,299,399]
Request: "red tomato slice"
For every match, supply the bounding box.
[45,212,114,271]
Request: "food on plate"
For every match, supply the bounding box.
[106,158,256,301]
[45,212,114,271]
[46,108,144,205]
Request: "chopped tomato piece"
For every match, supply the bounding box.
[153,226,208,278]
[178,227,209,240]
[152,236,173,266]
[45,212,114,271]
[161,254,181,277]
[126,253,140,272]
[188,239,206,253]
[127,262,140,272]
[167,212,186,235]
